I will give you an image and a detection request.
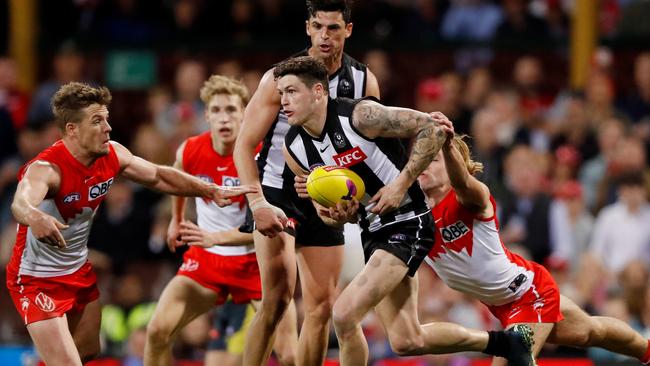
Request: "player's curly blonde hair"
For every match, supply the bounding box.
[199,75,250,107]
[51,82,112,129]
[451,135,484,175]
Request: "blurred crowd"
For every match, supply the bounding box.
[1,0,650,365]
[30,0,650,51]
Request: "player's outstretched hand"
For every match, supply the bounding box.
[166,220,184,253]
[31,212,68,249]
[294,175,309,199]
[209,184,258,207]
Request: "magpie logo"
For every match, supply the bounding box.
[333,132,346,148]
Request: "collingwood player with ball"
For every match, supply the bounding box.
[280,56,536,366]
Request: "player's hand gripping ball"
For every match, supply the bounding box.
[306,166,365,208]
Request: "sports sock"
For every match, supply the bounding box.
[483,331,509,357]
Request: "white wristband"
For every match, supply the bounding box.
[248,197,273,212]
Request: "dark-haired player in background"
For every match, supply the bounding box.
[233,1,380,365]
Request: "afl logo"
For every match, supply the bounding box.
[35,292,55,312]
[88,177,114,201]
[63,192,81,204]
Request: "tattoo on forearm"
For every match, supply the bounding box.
[355,101,447,182]
[403,125,446,181]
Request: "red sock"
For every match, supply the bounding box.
[641,339,650,364]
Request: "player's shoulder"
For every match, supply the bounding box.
[342,52,367,69]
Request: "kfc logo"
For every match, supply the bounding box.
[35,292,55,312]
[180,259,199,272]
[333,147,367,168]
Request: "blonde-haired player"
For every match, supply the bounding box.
[144,75,297,366]
[419,120,650,365]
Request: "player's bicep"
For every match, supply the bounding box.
[14,162,59,207]
[121,156,159,186]
[455,177,493,216]
[240,69,282,146]
[365,70,381,99]
[112,141,158,185]
[352,100,433,139]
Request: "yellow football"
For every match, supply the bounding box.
[306,166,365,208]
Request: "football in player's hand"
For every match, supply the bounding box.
[306,166,365,208]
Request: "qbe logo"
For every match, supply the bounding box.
[439,220,469,243]
[88,177,114,201]
[222,176,240,187]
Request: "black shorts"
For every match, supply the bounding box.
[240,186,343,247]
[361,212,435,277]
[207,299,254,353]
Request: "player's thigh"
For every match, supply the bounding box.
[67,298,101,354]
[253,231,297,293]
[335,249,409,321]
[296,245,344,307]
[149,276,218,336]
[28,316,83,366]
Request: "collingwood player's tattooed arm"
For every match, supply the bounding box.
[352,100,447,189]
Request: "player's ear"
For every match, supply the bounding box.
[64,121,78,136]
[345,22,353,38]
[314,83,325,99]
[305,20,311,36]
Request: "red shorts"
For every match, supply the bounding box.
[487,262,563,328]
[177,246,261,305]
[6,262,99,325]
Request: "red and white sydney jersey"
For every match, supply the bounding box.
[182,132,258,256]
[7,140,121,278]
[425,190,535,306]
